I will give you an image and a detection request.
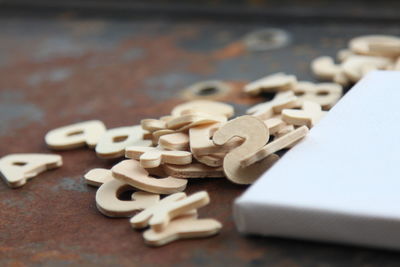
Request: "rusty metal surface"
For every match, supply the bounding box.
[1,15,400,266]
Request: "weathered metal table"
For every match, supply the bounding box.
[1,5,400,266]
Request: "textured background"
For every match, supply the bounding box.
[1,4,400,266]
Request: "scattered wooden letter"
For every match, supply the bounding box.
[163,163,225,178]
[213,116,278,184]
[151,129,175,146]
[292,81,343,110]
[341,55,392,82]
[171,100,234,118]
[143,191,210,232]
[95,125,152,159]
[193,153,224,167]
[244,72,297,95]
[141,119,167,132]
[125,146,192,168]
[189,123,242,156]
[240,126,309,167]
[143,216,222,247]
[368,42,400,57]
[311,56,352,86]
[45,120,106,150]
[166,113,226,131]
[112,159,187,194]
[349,35,400,57]
[282,101,327,128]
[95,179,160,217]
[159,132,189,151]
[0,153,62,188]
[310,56,344,81]
[337,49,355,62]
[84,168,113,187]
[130,192,191,229]
[263,117,286,135]
[274,124,295,138]
[246,91,298,120]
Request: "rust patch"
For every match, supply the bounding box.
[30,250,80,262]
[213,42,246,60]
